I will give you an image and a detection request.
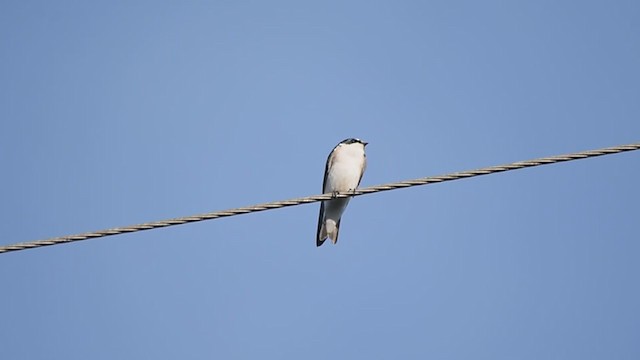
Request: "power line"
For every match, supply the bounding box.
[1,142,638,255]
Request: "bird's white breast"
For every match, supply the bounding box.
[325,143,366,193]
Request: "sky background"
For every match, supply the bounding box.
[1,1,639,359]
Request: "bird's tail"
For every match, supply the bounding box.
[325,219,340,244]
[317,219,340,246]
[318,222,328,246]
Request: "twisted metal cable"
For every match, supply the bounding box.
[1,142,638,254]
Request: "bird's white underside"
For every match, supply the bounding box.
[324,143,367,193]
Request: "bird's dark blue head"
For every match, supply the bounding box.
[340,138,368,146]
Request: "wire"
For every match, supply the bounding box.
[1,142,638,254]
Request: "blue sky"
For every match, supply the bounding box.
[1,1,639,359]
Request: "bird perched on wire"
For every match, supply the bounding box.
[316,138,368,246]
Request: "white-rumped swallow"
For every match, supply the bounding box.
[316,138,368,246]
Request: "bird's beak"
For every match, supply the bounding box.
[362,141,369,146]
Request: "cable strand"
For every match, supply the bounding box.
[1,142,638,254]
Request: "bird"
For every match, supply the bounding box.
[316,138,368,247]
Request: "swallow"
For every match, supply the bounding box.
[316,138,368,246]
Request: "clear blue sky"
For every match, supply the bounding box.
[1,1,639,359]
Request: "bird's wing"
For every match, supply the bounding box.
[316,201,326,247]
[316,147,336,246]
